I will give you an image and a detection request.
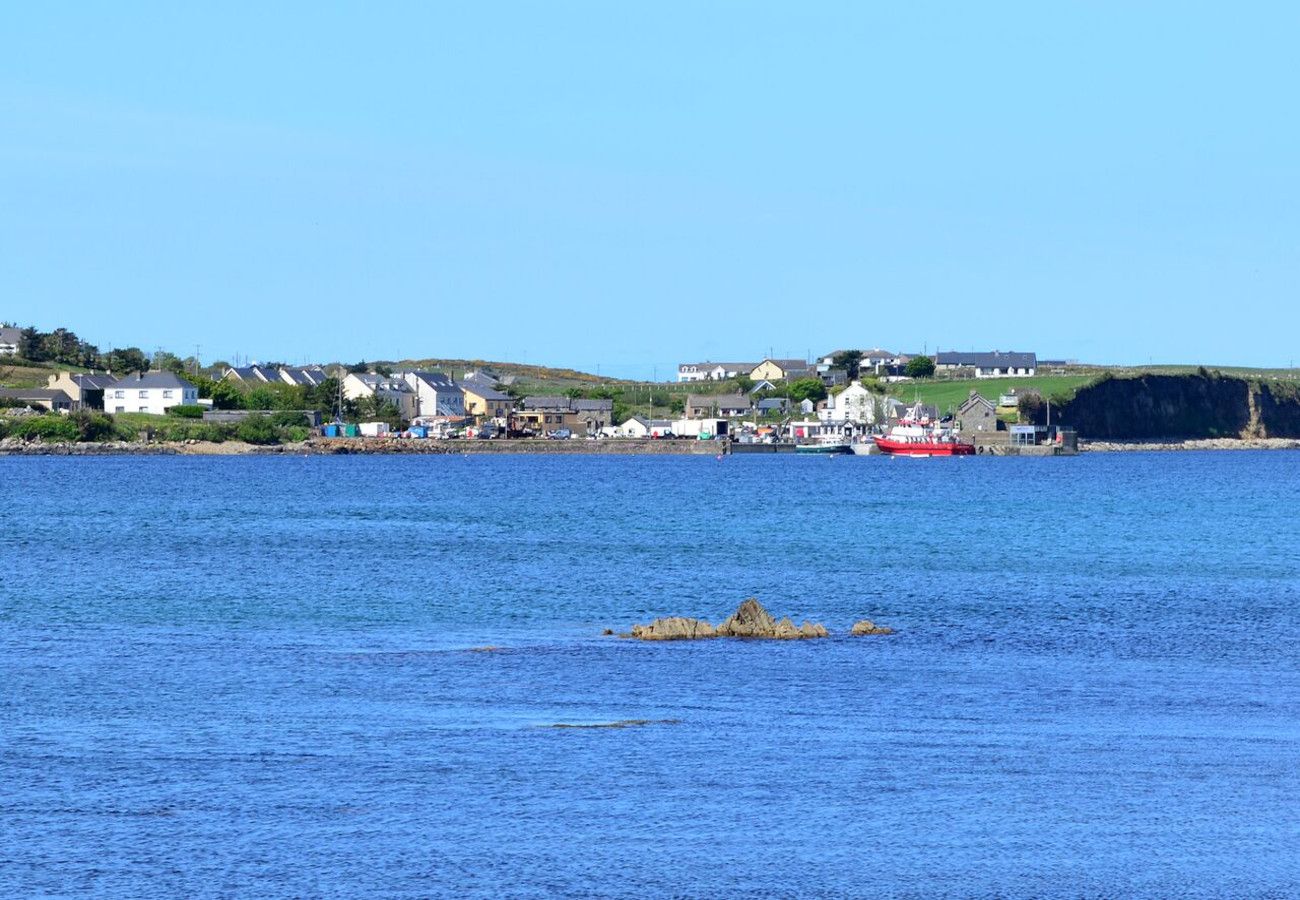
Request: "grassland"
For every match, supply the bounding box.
[881,375,1100,413]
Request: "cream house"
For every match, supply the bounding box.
[749,358,809,382]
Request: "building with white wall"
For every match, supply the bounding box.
[104,372,199,415]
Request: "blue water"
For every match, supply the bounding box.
[3,452,1299,896]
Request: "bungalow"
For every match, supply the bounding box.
[956,391,998,435]
[342,372,418,420]
[103,372,198,415]
[677,362,758,383]
[685,393,750,418]
[0,326,20,357]
[755,397,790,416]
[401,371,466,418]
[749,358,810,382]
[46,372,118,411]
[935,351,1037,378]
[0,387,73,412]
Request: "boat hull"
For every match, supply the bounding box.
[795,443,851,454]
[873,437,975,457]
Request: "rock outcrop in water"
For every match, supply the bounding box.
[626,598,828,641]
[629,617,717,641]
[850,619,895,636]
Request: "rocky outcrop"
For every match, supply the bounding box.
[850,619,895,636]
[628,617,717,641]
[626,599,828,641]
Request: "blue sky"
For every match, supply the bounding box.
[4,2,1298,377]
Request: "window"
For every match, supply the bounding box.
[139,390,148,399]
[139,406,148,412]
[115,406,124,413]
[114,390,124,399]
[163,390,173,398]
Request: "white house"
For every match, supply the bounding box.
[935,351,1037,378]
[677,361,757,382]
[0,326,20,357]
[104,372,199,415]
[820,380,879,425]
[401,371,466,419]
[342,372,418,420]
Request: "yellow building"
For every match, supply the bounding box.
[749,358,809,382]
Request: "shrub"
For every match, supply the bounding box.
[270,410,308,428]
[10,414,81,442]
[167,404,205,419]
[282,425,310,443]
[236,413,278,444]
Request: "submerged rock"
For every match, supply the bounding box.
[626,599,828,641]
[629,617,717,641]
[850,619,895,636]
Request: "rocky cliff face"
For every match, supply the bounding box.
[1046,373,1300,440]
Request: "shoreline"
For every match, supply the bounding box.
[3,436,1299,457]
[1080,437,1300,452]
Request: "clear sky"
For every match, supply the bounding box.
[4,2,1298,377]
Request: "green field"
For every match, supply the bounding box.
[882,375,1100,414]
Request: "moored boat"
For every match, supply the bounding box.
[795,441,851,454]
[873,423,974,457]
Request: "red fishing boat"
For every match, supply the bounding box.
[874,422,975,457]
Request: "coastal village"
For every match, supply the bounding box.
[6,322,1300,452]
[0,324,1079,454]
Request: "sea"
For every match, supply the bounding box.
[2,451,1299,897]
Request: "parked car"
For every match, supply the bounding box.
[547,428,572,440]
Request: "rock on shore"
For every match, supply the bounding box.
[850,619,895,636]
[626,598,828,641]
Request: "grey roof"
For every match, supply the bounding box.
[0,326,21,344]
[573,398,613,412]
[958,392,995,413]
[113,371,196,389]
[226,365,277,382]
[522,395,572,410]
[687,393,750,410]
[280,366,329,386]
[461,373,502,392]
[462,382,512,401]
[757,398,790,411]
[759,358,809,372]
[72,373,118,389]
[406,370,459,390]
[0,388,72,403]
[936,351,1037,369]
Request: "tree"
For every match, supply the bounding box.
[905,355,935,378]
[209,379,245,410]
[18,327,43,361]
[832,350,863,381]
[787,377,827,404]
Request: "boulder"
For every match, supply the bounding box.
[628,617,717,641]
[850,619,895,636]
